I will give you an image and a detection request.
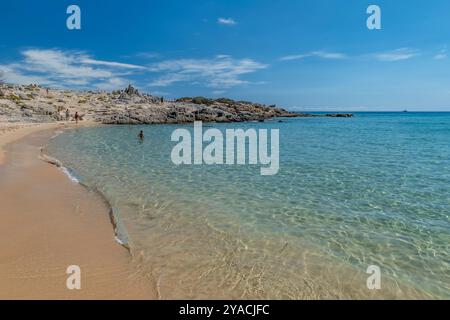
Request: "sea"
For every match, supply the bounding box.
[46,112,450,299]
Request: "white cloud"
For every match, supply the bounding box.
[0,64,54,86]
[312,51,347,60]
[0,49,267,91]
[218,17,236,26]
[21,49,113,79]
[279,54,309,61]
[373,48,419,62]
[149,73,190,87]
[0,49,143,90]
[433,49,447,60]
[280,49,423,62]
[80,58,145,70]
[280,51,347,61]
[148,55,267,88]
[216,54,231,59]
[95,77,129,91]
[434,53,447,60]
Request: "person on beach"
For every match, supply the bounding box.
[74,112,79,124]
[65,109,70,121]
[138,130,144,141]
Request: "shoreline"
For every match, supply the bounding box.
[0,122,156,299]
[39,138,131,251]
[0,122,58,164]
[0,121,443,299]
[39,151,131,250]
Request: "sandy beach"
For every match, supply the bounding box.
[0,122,156,299]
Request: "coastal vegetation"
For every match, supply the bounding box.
[0,83,352,124]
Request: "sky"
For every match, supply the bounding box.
[1,0,450,111]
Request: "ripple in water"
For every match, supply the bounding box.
[47,112,450,299]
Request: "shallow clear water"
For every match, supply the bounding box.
[47,113,450,299]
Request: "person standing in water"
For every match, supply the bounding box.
[74,112,79,124]
[138,130,144,141]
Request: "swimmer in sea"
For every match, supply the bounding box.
[138,130,144,141]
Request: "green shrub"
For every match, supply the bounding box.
[192,96,213,105]
[216,98,235,105]
[175,97,193,103]
[8,94,21,102]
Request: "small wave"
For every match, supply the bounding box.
[39,149,130,250]
[108,206,130,250]
[114,235,126,247]
[60,166,80,184]
[50,130,64,140]
[39,152,62,167]
[39,152,80,184]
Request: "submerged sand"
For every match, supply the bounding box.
[0,122,434,300]
[0,123,156,299]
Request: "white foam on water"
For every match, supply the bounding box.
[50,130,64,140]
[114,236,125,246]
[60,166,80,184]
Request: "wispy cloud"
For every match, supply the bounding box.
[148,55,267,88]
[279,54,309,61]
[0,49,267,91]
[21,49,113,79]
[0,49,143,89]
[280,48,425,62]
[95,77,130,91]
[433,49,447,60]
[217,17,236,26]
[373,48,419,62]
[149,73,189,87]
[0,64,54,86]
[80,58,145,70]
[280,51,347,61]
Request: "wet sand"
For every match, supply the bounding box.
[0,123,156,299]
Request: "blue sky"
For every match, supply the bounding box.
[1,0,450,111]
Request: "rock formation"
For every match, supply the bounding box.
[0,84,352,124]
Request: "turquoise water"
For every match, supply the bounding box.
[47,113,450,299]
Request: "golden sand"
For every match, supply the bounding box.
[0,123,156,299]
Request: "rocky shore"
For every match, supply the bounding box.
[0,83,351,124]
